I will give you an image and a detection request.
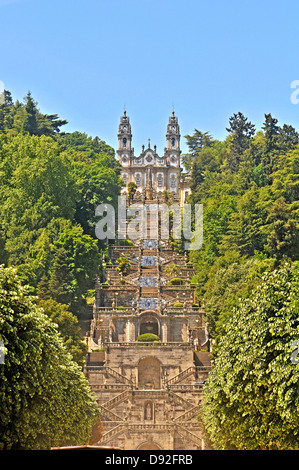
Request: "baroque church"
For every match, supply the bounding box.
[117,110,191,204]
[84,111,212,450]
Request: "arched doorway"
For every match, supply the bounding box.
[140,316,159,337]
[138,357,161,389]
[138,442,162,450]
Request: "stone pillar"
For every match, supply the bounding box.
[182,321,188,343]
[162,323,168,342]
[125,320,130,342]
[126,319,135,342]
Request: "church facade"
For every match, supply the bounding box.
[117,110,190,204]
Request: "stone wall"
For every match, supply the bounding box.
[104,344,194,385]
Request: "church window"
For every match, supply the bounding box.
[171,138,175,147]
[171,178,176,187]
[123,138,127,148]
[158,176,163,186]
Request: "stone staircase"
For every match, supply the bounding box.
[86,197,211,450]
[101,406,125,422]
[100,422,203,449]
[100,390,130,410]
[104,366,133,385]
[175,424,203,448]
[174,406,200,422]
[166,367,196,385]
[168,390,195,410]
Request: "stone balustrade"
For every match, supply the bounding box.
[104,342,193,348]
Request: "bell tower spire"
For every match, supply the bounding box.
[117,109,134,165]
[166,109,180,151]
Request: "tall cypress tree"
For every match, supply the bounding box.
[0,90,14,132]
[21,91,38,135]
[262,113,280,154]
[226,112,255,171]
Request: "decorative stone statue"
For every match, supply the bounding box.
[145,402,153,420]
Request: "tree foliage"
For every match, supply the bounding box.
[115,254,131,276]
[0,266,99,449]
[38,298,87,366]
[188,111,299,340]
[0,90,122,316]
[187,112,299,449]
[201,263,299,450]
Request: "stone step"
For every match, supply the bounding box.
[167,367,195,385]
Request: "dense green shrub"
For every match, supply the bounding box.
[173,302,184,309]
[118,239,134,246]
[136,333,160,342]
[168,277,184,285]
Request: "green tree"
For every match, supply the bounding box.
[226,112,255,171]
[48,223,101,313]
[57,131,115,158]
[0,90,14,132]
[182,129,214,171]
[71,155,121,238]
[47,247,76,306]
[218,184,267,257]
[37,113,68,136]
[0,266,99,450]
[191,146,221,191]
[261,113,282,175]
[262,113,280,155]
[38,298,87,366]
[115,254,131,276]
[203,257,275,339]
[0,90,68,137]
[127,181,137,203]
[21,91,38,135]
[271,147,299,205]
[279,124,299,153]
[265,197,299,261]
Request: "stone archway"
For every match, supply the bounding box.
[138,357,161,389]
[138,442,162,450]
[139,315,160,337]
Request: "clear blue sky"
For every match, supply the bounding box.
[1,0,299,155]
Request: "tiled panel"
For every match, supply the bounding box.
[140,276,158,287]
[141,256,157,266]
[143,240,157,249]
[139,298,158,309]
